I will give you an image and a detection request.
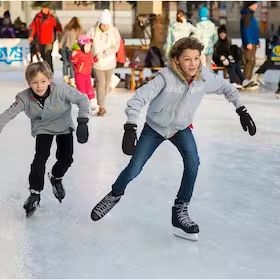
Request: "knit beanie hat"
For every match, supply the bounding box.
[199,6,209,21]
[243,1,258,9]
[218,24,227,34]
[78,34,93,46]
[100,9,112,25]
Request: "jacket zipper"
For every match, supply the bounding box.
[164,83,190,139]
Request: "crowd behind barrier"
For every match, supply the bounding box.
[0,7,279,89]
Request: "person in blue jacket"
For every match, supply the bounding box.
[240,1,259,81]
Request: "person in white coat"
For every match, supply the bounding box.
[164,9,197,58]
[87,9,121,116]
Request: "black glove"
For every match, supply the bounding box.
[76,117,89,144]
[236,106,256,136]
[122,123,137,155]
[58,49,63,61]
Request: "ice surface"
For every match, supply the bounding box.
[0,67,279,278]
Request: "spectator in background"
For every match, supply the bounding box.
[164,9,197,58]
[28,2,62,72]
[13,17,28,38]
[16,22,29,38]
[196,6,218,67]
[254,34,280,86]
[13,16,22,30]
[71,35,99,115]
[213,24,252,89]
[0,10,15,38]
[87,9,121,117]
[59,16,81,87]
[240,1,260,83]
[1,10,12,26]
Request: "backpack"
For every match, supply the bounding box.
[116,37,126,64]
[230,45,244,66]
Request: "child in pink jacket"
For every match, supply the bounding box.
[71,35,98,114]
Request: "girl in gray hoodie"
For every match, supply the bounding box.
[90,37,256,241]
[0,62,90,217]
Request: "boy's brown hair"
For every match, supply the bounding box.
[169,37,204,60]
[25,61,53,83]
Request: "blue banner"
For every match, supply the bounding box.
[0,39,29,68]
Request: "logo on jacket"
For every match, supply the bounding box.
[9,101,18,108]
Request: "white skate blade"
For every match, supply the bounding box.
[173,227,199,241]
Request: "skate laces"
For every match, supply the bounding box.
[176,202,196,227]
[94,193,120,217]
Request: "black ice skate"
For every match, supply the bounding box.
[48,172,65,203]
[23,192,41,218]
[91,191,122,221]
[172,199,199,241]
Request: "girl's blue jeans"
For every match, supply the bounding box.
[112,123,200,202]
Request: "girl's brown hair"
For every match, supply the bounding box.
[176,9,186,23]
[64,16,81,32]
[169,37,204,60]
[25,61,53,83]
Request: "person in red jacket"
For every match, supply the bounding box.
[28,3,62,72]
[71,35,98,115]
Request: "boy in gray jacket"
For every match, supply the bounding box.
[0,62,90,217]
[90,37,256,241]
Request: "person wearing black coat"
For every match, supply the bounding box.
[213,25,246,88]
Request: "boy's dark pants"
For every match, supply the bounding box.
[29,133,73,192]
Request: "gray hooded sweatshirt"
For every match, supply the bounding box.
[0,83,89,137]
[126,65,243,138]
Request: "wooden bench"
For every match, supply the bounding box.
[129,65,228,91]
[211,65,227,78]
[130,67,161,90]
